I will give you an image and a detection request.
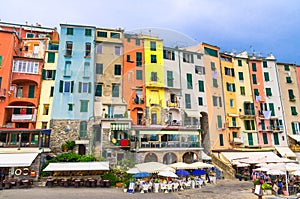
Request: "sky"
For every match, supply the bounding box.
[1,0,299,64]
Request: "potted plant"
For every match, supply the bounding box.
[262,183,272,195]
[65,140,76,151]
[154,178,160,193]
[61,143,68,152]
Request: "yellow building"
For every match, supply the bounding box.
[36,41,59,129]
[142,35,165,125]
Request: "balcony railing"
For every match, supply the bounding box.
[11,114,36,121]
[140,141,200,148]
[133,98,144,104]
[167,100,179,108]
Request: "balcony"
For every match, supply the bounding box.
[9,96,38,106]
[230,137,243,145]
[0,88,6,97]
[133,97,144,105]
[11,114,36,122]
[239,109,255,118]
[140,141,200,148]
[167,100,179,108]
[112,139,130,148]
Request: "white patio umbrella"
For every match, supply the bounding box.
[292,170,300,176]
[266,169,285,175]
[189,162,214,169]
[158,171,178,178]
[169,162,194,170]
[126,167,140,174]
[253,167,269,172]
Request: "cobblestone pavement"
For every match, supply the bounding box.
[1,179,295,199]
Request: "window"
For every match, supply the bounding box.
[263,61,267,68]
[238,60,242,66]
[85,29,92,36]
[213,79,218,88]
[226,83,236,92]
[288,89,295,101]
[97,31,107,37]
[186,73,193,89]
[112,84,119,97]
[198,97,203,106]
[195,65,205,74]
[217,115,222,128]
[263,133,268,144]
[240,86,245,95]
[213,96,218,106]
[219,134,224,146]
[83,62,90,77]
[219,96,222,107]
[96,43,102,54]
[64,61,71,76]
[163,49,175,60]
[126,55,131,62]
[78,82,91,93]
[12,60,39,74]
[244,120,255,130]
[248,133,254,146]
[150,55,157,63]
[150,41,156,51]
[65,41,73,56]
[110,32,120,38]
[264,72,270,82]
[114,64,121,75]
[80,100,88,112]
[273,133,279,145]
[47,52,55,63]
[136,70,142,80]
[238,72,244,80]
[230,99,234,108]
[269,103,275,116]
[291,106,298,115]
[204,47,218,57]
[136,52,142,66]
[59,80,74,93]
[43,104,49,115]
[96,63,103,74]
[42,69,56,80]
[67,28,73,35]
[185,94,191,109]
[79,121,87,137]
[50,86,54,97]
[211,62,216,70]
[85,43,91,57]
[114,46,121,55]
[26,33,34,38]
[68,104,73,111]
[224,67,235,77]
[232,117,236,126]
[151,72,157,81]
[284,65,290,71]
[286,76,292,83]
[95,84,102,97]
[198,80,204,92]
[167,71,173,87]
[252,74,257,84]
[136,39,140,46]
[254,89,259,96]
[292,122,300,134]
[183,53,194,63]
[266,88,272,96]
[48,43,59,51]
[252,63,257,71]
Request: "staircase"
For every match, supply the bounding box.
[211,153,236,179]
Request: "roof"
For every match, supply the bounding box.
[0,153,38,167]
[289,134,300,142]
[43,162,110,171]
[275,146,296,158]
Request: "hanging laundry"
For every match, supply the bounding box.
[263,111,271,119]
[213,71,218,79]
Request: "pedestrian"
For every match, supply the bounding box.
[277,180,283,195]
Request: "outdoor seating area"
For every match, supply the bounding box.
[45,177,111,188]
[0,179,33,189]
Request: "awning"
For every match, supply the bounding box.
[289,134,300,142]
[43,162,110,171]
[221,151,283,164]
[275,146,296,158]
[0,153,39,167]
[139,130,199,135]
[228,113,239,117]
[135,162,175,173]
[185,110,201,118]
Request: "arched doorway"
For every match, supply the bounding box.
[163,152,177,165]
[144,152,158,162]
[78,144,86,155]
[182,152,197,163]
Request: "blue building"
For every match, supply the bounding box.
[51,24,96,154]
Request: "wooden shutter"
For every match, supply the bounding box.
[59,80,63,92]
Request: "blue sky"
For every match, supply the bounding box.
[1,0,299,63]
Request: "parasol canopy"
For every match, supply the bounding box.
[133,171,152,178]
[176,169,190,176]
[191,169,206,176]
[158,171,178,178]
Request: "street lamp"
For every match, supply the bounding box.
[284,154,289,196]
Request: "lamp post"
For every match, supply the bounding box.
[284,154,289,196]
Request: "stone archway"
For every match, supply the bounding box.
[163,152,177,165]
[182,151,198,163]
[144,152,158,162]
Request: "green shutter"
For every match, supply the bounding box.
[286,77,292,83]
[167,71,173,87]
[71,81,74,93]
[263,61,267,68]
[95,84,102,96]
[217,115,222,128]
[88,82,91,93]
[266,88,272,96]
[238,60,242,66]
[263,133,268,144]
[284,65,290,71]
[273,133,279,145]
[292,123,296,134]
[187,74,193,89]
[252,63,257,71]
[42,69,46,80]
[199,80,204,92]
[204,47,218,57]
[291,106,298,115]
[261,120,265,130]
[47,52,55,63]
[248,133,253,146]
[59,80,63,92]
[264,72,270,82]
[269,103,275,116]
[251,120,255,130]
[252,74,257,84]
[0,56,2,66]
[172,51,175,60]
[238,72,244,80]
[78,82,82,93]
[52,70,56,80]
[250,103,255,115]
[254,89,259,96]
[28,85,35,98]
[219,134,224,146]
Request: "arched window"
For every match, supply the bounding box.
[163,152,177,165]
[144,153,158,162]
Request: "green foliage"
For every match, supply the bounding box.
[262,183,272,190]
[154,178,159,183]
[102,171,120,186]
[65,140,76,150]
[253,179,261,186]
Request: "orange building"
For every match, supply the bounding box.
[123,34,145,125]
